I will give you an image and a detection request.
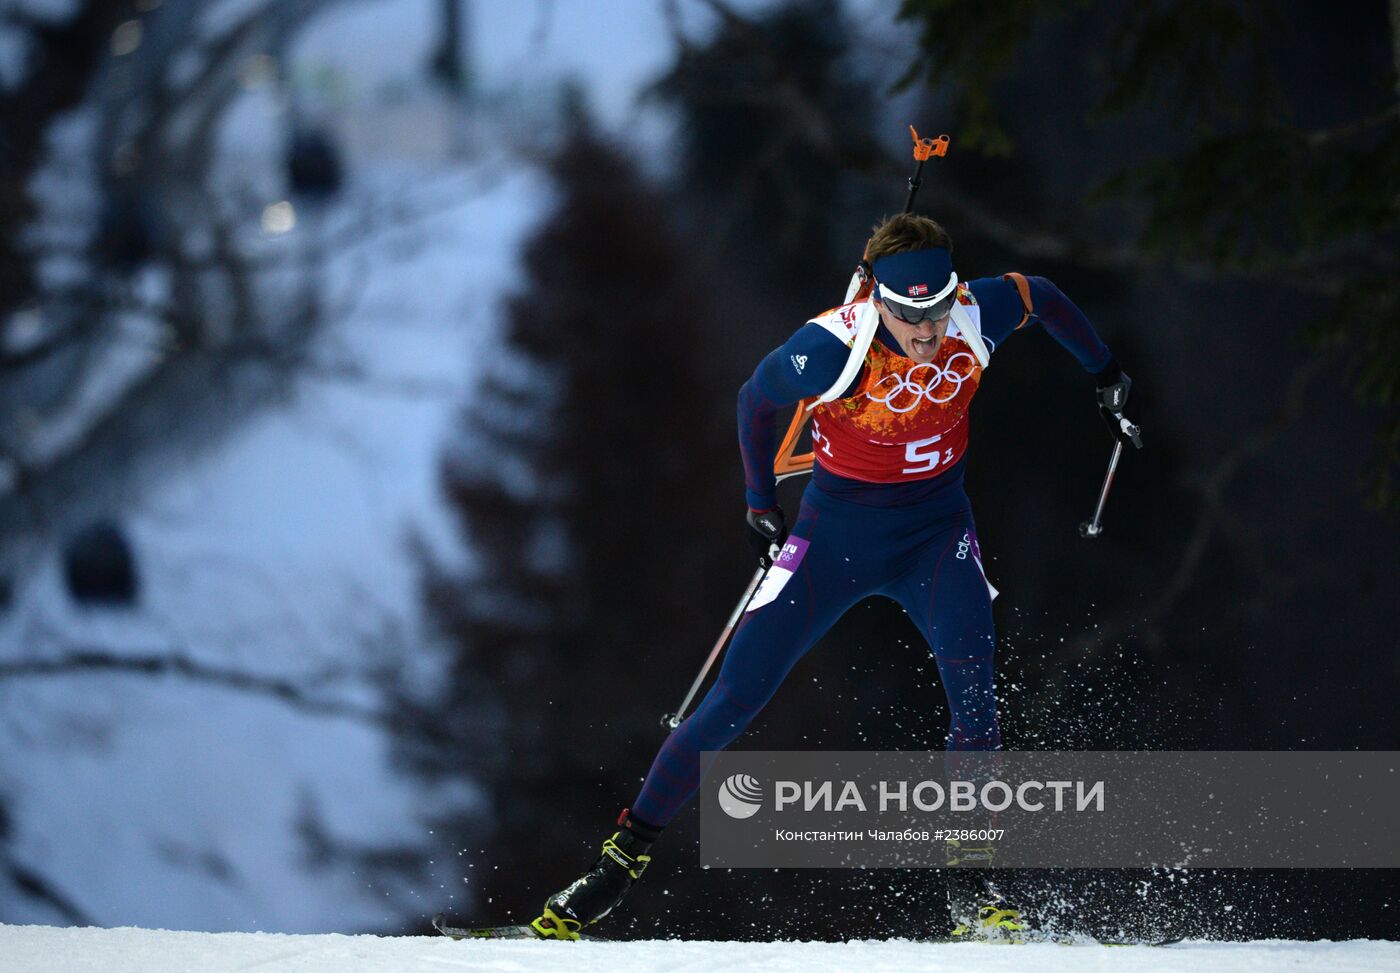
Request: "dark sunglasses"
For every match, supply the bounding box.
[878,288,956,325]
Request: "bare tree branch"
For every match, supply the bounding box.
[1,857,90,926]
[0,648,452,744]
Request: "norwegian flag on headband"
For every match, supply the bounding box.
[871,248,955,302]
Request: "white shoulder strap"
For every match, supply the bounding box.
[949,301,991,370]
[806,300,880,409]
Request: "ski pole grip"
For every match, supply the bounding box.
[1119,415,1144,449]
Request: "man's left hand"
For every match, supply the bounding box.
[1094,359,1143,448]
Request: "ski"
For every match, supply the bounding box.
[1026,932,1187,947]
[1099,935,1186,947]
[930,930,1186,947]
[430,913,1182,947]
[431,913,605,942]
[1017,933,1187,947]
[432,915,539,940]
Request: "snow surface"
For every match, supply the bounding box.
[1,925,1397,973]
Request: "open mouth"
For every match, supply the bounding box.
[912,335,939,357]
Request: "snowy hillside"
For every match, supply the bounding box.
[0,0,681,934]
[2,925,1397,973]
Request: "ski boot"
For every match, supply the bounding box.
[530,809,661,941]
[945,841,1028,943]
[950,898,1029,944]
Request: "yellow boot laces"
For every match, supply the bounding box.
[952,905,1026,942]
[530,906,582,941]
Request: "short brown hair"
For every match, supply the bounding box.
[864,213,952,262]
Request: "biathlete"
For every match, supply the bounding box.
[531,213,1137,940]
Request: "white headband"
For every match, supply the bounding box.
[875,272,958,308]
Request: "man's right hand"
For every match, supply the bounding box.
[746,508,788,568]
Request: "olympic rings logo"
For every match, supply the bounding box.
[866,353,977,413]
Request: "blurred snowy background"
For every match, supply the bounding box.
[0,0,728,933]
[1,0,1396,942]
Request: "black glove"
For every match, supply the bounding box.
[746,507,788,568]
[1094,359,1143,449]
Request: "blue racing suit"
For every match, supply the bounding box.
[630,274,1112,828]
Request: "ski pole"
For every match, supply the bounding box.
[661,565,767,730]
[1079,414,1143,539]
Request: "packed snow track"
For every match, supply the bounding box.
[2,924,1397,972]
